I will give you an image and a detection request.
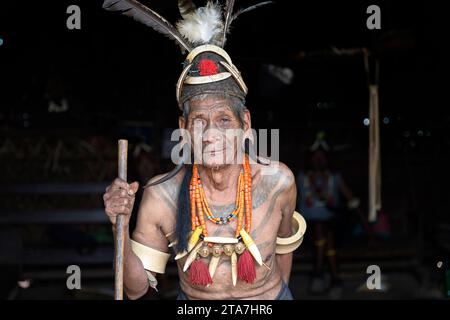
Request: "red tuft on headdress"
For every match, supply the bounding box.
[198,59,219,76]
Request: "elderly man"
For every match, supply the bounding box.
[102,0,305,300]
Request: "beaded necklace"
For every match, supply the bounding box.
[179,155,263,286]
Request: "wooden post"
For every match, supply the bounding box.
[115,139,128,300]
[365,51,381,223]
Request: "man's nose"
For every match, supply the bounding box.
[202,125,221,143]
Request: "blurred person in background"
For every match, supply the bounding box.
[297,132,360,298]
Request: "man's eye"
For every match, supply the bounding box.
[220,118,230,123]
[193,118,205,125]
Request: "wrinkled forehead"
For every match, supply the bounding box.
[188,97,235,115]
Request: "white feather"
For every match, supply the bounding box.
[176,1,224,46]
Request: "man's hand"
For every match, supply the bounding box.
[103,178,139,228]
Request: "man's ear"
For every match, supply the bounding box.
[179,116,186,130]
[243,109,251,133]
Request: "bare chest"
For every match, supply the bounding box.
[162,188,283,254]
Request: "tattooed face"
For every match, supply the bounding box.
[180,97,249,168]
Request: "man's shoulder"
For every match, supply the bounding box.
[254,160,295,189]
[140,167,186,213]
[145,167,185,191]
[255,160,294,179]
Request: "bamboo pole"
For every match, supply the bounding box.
[115,139,128,300]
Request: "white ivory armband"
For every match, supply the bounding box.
[276,211,307,254]
[131,239,171,291]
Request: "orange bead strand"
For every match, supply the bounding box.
[191,156,252,239]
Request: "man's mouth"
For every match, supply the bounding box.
[203,148,226,157]
[203,148,225,156]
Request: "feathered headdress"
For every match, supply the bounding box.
[102,0,273,108]
[103,1,274,255]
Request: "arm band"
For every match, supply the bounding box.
[131,239,171,274]
[276,211,307,254]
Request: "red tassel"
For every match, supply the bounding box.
[189,260,212,286]
[237,250,256,283]
[198,59,219,76]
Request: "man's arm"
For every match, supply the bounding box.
[126,180,174,299]
[104,177,172,300]
[275,165,297,284]
[112,226,149,300]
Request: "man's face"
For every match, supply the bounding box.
[179,96,250,168]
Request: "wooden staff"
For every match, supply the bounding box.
[115,139,128,300]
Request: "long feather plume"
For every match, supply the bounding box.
[178,0,197,18]
[176,1,224,46]
[232,1,274,21]
[102,0,192,52]
[220,0,235,47]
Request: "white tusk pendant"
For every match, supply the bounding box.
[168,240,178,248]
[239,229,263,266]
[208,256,221,279]
[175,227,203,260]
[231,252,237,286]
[174,250,188,260]
[183,242,203,272]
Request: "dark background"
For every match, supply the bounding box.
[0,0,449,299]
